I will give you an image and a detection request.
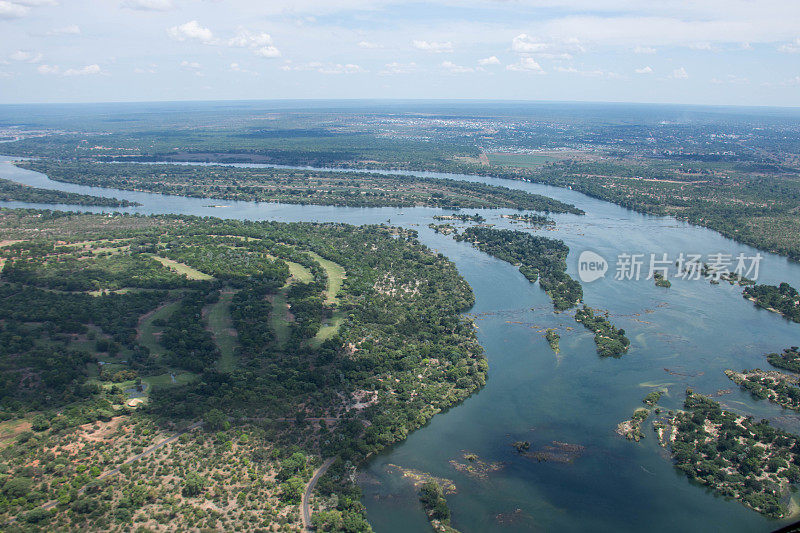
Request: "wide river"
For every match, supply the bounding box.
[2,155,800,532]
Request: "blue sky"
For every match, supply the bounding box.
[0,0,799,106]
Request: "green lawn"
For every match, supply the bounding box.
[205,290,239,372]
[137,300,181,358]
[307,252,345,305]
[270,289,292,348]
[310,311,345,348]
[487,152,558,169]
[286,260,313,283]
[149,255,214,280]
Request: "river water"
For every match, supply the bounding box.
[2,155,799,532]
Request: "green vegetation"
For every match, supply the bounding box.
[657,391,800,518]
[767,346,800,373]
[743,282,800,322]
[16,160,582,213]
[501,213,554,226]
[432,213,486,223]
[418,481,460,533]
[204,289,239,372]
[455,227,582,311]
[574,306,630,357]
[0,177,136,207]
[643,390,664,406]
[0,209,486,531]
[544,329,560,353]
[725,369,800,410]
[487,152,558,168]
[653,272,671,288]
[616,408,650,441]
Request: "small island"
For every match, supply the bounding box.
[574,306,630,357]
[653,272,671,288]
[545,328,560,353]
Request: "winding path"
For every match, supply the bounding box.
[301,457,336,531]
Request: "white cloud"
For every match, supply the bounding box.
[134,64,157,74]
[478,56,500,66]
[441,60,473,73]
[227,28,281,58]
[511,34,584,59]
[64,64,101,76]
[634,45,656,54]
[506,56,544,73]
[555,65,620,78]
[358,41,382,49]
[228,28,272,48]
[282,61,363,74]
[48,25,81,35]
[412,40,453,53]
[9,50,42,63]
[671,66,688,79]
[0,1,29,19]
[711,74,748,84]
[254,46,281,58]
[36,64,58,74]
[168,21,214,44]
[121,0,174,11]
[635,65,653,74]
[778,38,800,53]
[180,60,202,70]
[379,61,416,75]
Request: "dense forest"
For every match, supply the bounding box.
[0,178,135,207]
[14,160,582,213]
[573,306,630,357]
[657,391,800,518]
[454,226,582,311]
[0,209,486,531]
[743,282,800,322]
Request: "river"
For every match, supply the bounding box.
[2,155,799,532]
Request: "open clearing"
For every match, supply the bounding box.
[149,255,214,280]
[204,290,239,372]
[487,152,560,168]
[307,252,345,305]
[137,300,181,358]
[287,260,313,283]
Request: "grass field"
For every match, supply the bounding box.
[310,311,345,348]
[137,300,181,358]
[307,252,345,305]
[487,152,559,169]
[205,290,239,372]
[142,372,196,390]
[149,255,214,280]
[286,260,313,283]
[270,290,291,348]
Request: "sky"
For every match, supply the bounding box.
[0,0,799,106]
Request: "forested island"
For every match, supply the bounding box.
[0,209,487,530]
[14,160,581,213]
[454,227,582,311]
[743,282,800,322]
[574,306,630,357]
[0,178,136,207]
[726,347,800,411]
[655,391,800,519]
